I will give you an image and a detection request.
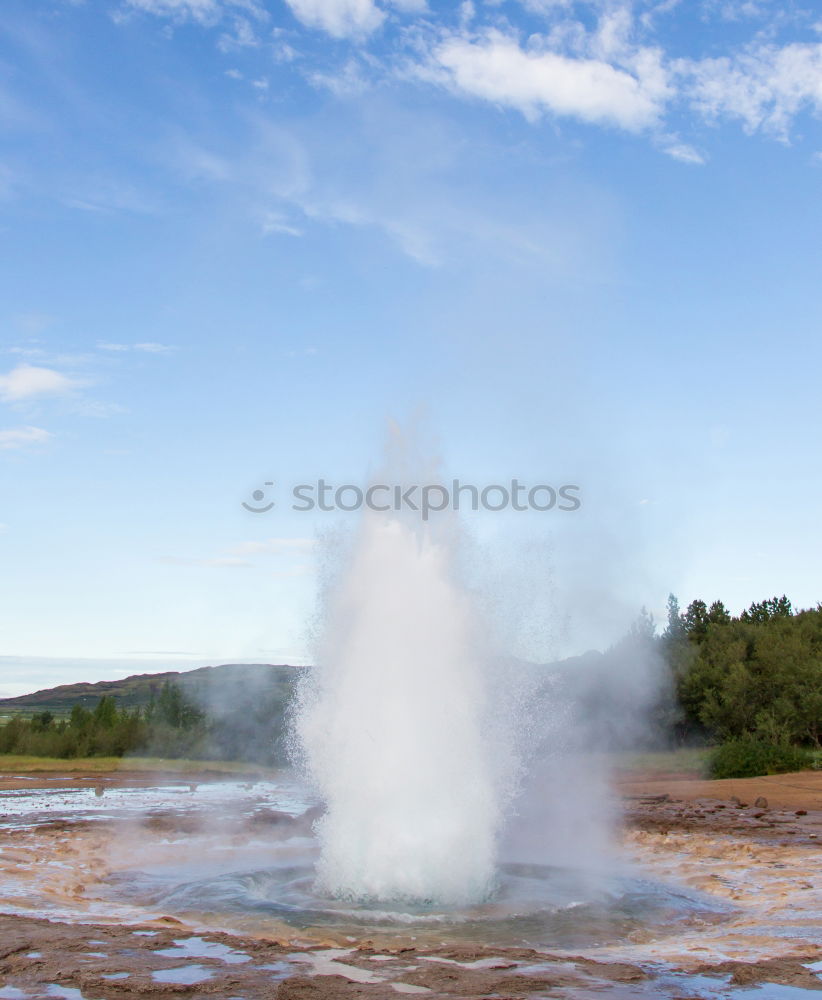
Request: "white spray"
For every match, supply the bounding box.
[294,513,517,904]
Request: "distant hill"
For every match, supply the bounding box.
[0,663,306,765]
[0,663,303,717]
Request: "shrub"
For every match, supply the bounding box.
[709,737,812,779]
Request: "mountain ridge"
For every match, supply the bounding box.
[0,663,304,715]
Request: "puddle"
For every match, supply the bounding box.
[420,955,516,970]
[288,949,386,983]
[730,987,822,999]
[150,964,215,985]
[153,935,250,964]
[258,961,294,977]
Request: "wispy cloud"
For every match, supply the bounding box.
[160,537,316,569]
[261,210,303,236]
[0,364,82,402]
[97,341,176,353]
[228,537,316,555]
[659,138,706,164]
[122,0,268,27]
[135,342,175,353]
[0,426,52,450]
[159,554,254,568]
[13,312,56,335]
[681,41,822,139]
[284,345,318,357]
[284,0,384,38]
[63,176,161,215]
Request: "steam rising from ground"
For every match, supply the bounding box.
[293,515,520,904]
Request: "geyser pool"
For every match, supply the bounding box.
[292,514,518,905]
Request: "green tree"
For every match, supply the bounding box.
[93,696,118,729]
[683,599,710,640]
[741,595,793,623]
[663,594,686,642]
[708,600,731,625]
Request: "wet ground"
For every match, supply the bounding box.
[2,769,822,998]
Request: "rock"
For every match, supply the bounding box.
[795,809,808,816]
[754,796,768,809]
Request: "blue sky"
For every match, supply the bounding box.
[0,0,820,695]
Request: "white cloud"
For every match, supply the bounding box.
[683,41,822,138]
[284,0,384,39]
[0,364,80,402]
[218,15,261,49]
[385,0,426,12]
[0,426,52,450]
[430,30,668,131]
[124,0,266,27]
[660,139,706,164]
[308,58,369,96]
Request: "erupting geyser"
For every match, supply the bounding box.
[293,513,516,905]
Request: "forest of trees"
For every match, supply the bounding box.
[1,681,214,760]
[657,594,822,776]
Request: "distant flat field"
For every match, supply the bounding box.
[0,754,277,789]
[0,749,711,779]
[0,754,272,772]
[614,748,712,779]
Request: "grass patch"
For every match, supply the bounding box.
[0,754,278,776]
[614,747,712,777]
